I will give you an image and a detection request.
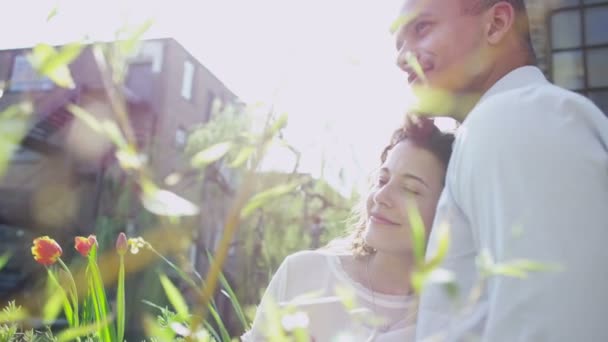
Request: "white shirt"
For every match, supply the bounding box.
[243,250,417,341]
[416,66,608,341]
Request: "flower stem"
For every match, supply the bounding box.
[57,258,79,327]
[147,245,200,291]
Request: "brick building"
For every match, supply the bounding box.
[0,38,238,303]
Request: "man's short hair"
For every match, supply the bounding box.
[462,0,527,14]
[462,0,535,61]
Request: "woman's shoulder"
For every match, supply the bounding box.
[283,249,343,270]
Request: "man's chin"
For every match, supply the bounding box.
[408,84,478,121]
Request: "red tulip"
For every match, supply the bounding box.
[74,235,97,257]
[32,236,63,266]
[116,232,128,256]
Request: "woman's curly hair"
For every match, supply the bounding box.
[348,118,455,257]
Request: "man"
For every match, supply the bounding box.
[394,0,608,341]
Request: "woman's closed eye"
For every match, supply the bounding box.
[377,177,388,187]
[403,187,421,195]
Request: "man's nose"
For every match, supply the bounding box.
[396,47,421,73]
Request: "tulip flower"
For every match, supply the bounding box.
[74,235,97,257]
[116,232,128,256]
[31,236,63,266]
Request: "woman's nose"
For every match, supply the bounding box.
[373,183,394,208]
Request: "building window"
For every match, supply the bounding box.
[549,0,608,115]
[9,54,54,92]
[181,60,195,100]
[175,126,187,149]
[203,91,216,122]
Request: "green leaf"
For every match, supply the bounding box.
[404,51,428,83]
[0,303,26,323]
[0,252,11,270]
[488,259,562,279]
[115,146,145,170]
[411,268,458,298]
[191,142,232,168]
[101,120,128,149]
[45,270,74,326]
[116,19,154,56]
[87,247,114,342]
[40,43,83,77]
[209,252,250,330]
[0,102,33,179]
[116,255,126,342]
[206,301,231,342]
[229,145,255,168]
[46,6,58,22]
[66,104,103,133]
[406,201,426,266]
[268,113,288,137]
[422,221,450,272]
[159,273,190,320]
[389,13,417,34]
[140,187,200,217]
[56,318,112,342]
[142,314,176,341]
[28,43,83,89]
[240,180,305,218]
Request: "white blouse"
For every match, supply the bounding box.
[243,250,417,341]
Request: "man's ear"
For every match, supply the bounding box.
[484,2,516,45]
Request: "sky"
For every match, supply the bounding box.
[0,0,456,194]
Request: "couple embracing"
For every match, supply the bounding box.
[244,0,608,341]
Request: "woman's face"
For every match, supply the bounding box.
[364,139,446,255]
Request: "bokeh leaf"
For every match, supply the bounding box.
[406,201,426,266]
[159,273,190,320]
[101,120,128,149]
[0,102,33,179]
[46,6,58,22]
[117,19,154,56]
[191,142,232,168]
[67,104,103,133]
[423,221,450,272]
[404,51,428,83]
[56,318,111,342]
[268,113,288,137]
[389,13,417,34]
[28,43,83,89]
[0,302,26,323]
[0,252,11,270]
[240,180,305,218]
[229,146,255,168]
[143,314,176,341]
[140,186,199,217]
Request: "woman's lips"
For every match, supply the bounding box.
[369,214,399,226]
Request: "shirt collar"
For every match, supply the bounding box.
[478,66,548,104]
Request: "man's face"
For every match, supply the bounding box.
[395,0,488,93]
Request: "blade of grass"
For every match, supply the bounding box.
[87,246,114,342]
[158,273,190,320]
[206,302,231,342]
[47,269,75,327]
[57,317,111,342]
[208,252,249,330]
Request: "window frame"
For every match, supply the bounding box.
[181,60,195,101]
[548,1,608,101]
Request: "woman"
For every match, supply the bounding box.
[243,120,454,341]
